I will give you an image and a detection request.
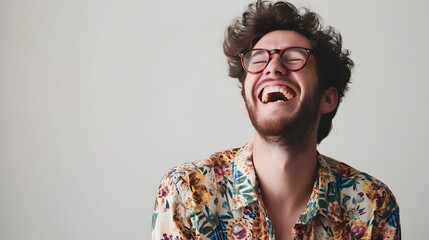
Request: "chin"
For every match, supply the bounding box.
[247,100,320,148]
[252,117,294,137]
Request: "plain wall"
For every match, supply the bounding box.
[1,0,428,239]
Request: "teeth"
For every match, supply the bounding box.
[261,86,294,103]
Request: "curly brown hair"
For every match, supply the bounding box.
[223,0,354,144]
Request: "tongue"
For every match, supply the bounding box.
[266,92,287,103]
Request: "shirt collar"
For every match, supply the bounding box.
[231,142,259,209]
[230,143,345,223]
[296,154,346,224]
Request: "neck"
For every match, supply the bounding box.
[252,131,318,209]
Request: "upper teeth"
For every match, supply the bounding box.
[262,86,293,103]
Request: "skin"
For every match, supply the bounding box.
[243,30,338,240]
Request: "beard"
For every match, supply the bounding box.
[245,88,321,151]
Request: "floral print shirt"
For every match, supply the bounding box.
[152,143,401,240]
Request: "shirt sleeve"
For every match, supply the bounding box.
[151,173,193,240]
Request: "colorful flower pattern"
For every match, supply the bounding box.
[152,143,400,239]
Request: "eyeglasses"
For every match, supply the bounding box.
[240,47,313,74]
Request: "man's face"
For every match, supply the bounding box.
[243,30,322,145]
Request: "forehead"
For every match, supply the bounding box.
[253,30,311,49]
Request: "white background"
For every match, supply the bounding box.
[1,0,428,239]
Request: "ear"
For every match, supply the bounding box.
[319,87,338,114]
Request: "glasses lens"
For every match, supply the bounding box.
[243,50,269,73]
[281,48,308,71]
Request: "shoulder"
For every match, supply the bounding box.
[163,147,240,181]
[154,147,240,211]
[321,155,400,225]
[322,155,396,199]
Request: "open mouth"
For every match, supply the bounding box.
[259,85,296,104]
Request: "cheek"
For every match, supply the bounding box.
[298,68,319,94]
[242,76,252,97]
[305,63,319,84]
[242,79,255,106]
[243,74,259,91]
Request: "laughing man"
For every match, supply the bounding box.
[152,1,401,239]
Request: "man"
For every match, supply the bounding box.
[152,1,401,239]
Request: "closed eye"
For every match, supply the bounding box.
[251,61,267,65]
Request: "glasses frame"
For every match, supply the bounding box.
[239,47,314,74]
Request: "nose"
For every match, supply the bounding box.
[263,54,288,76]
